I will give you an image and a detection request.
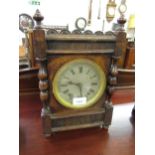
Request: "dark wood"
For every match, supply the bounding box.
[19,67,39,94]
[115,32,127,67]
[117,68,135,86]
[28,31,36,67]
[124,47,135,69]
[33,9,44,29]
[116,7,127,68]
[32,11,51,136]
[19,91,135,155]
[31,9,127,136]
[112,89,135,104]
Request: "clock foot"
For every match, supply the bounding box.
[41,108,52,138]
[103,100,113,128]
[100,124,109,129]
[100,124,103,129]
[103,125,109,129]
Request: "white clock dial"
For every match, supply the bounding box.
[59,64,99,102]
[53,59,106,109]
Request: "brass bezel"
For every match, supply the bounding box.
[53,59,106,109]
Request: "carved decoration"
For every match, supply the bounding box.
[108,76,117,85]
[47,29,58,34]
[32,9,126,137]
[33,9,44,29]
[72,29,82,34]
[94,31,104,35]
[60,30,71,34]
[83,30,93,35]
[45,29,116,36]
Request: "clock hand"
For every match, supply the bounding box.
[67,81,75,85]
[76,83,83,97]
[67,81,83,97]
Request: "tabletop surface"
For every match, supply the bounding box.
[19,94,135,155]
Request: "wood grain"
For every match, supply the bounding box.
[19,90,135,155]
[31,9,128,135]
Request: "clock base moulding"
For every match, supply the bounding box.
[41,100,113,134]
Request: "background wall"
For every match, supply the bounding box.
[19,0,135,44]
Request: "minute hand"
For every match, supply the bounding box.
[68,81,83,97]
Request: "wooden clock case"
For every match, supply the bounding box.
[32,10,126,137]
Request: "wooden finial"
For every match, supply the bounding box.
[33,9,44,28]
[117,17,126,31]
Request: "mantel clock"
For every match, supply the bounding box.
[32,9,126,137]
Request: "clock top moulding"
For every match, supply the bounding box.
[32,9,127,137]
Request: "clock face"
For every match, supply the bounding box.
[53,59,106,109]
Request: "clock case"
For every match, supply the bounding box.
[32,10,126,137]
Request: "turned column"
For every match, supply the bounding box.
[103,5,127,127]
[103,52,119,129]
[33,9,51,137]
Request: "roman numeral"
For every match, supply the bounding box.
[63,89,69,94]
[86,92,90,96]
[91,82,97,86]
[86,88,95,97]
[79,66,83,73]
[60,84,68,87]
[90,74,96,79]
[89,88,95,93]
[68,93,73,101]
[70,69,75,75]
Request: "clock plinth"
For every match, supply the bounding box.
[32,10,126,137]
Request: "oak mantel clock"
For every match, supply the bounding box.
[32,9,126,137]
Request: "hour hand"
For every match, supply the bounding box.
[67,81,78,85]
[67,81,83,97]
